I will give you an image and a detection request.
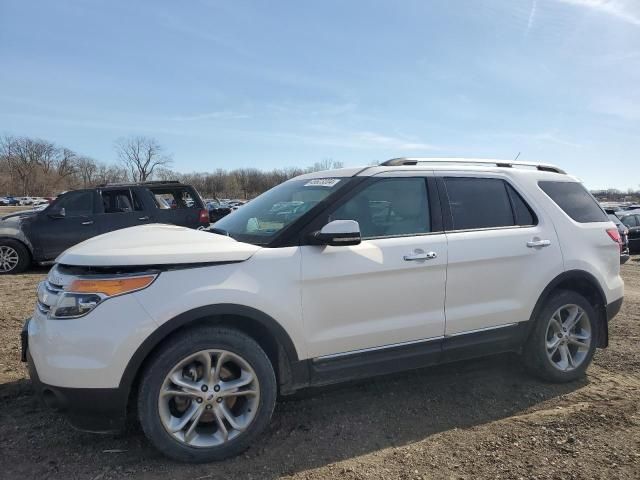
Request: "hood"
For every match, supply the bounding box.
[56,224,261,267]
[1,210,37,222]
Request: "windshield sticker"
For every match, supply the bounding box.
[304,178,340,188]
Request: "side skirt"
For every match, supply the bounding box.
[298,323,528,390]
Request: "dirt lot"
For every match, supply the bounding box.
[1,262,639,480]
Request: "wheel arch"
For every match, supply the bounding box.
[528,270,608,348]
[0,234,33,254]
[120,304,304,407]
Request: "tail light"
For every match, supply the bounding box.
[606,228,622,252]
[199,209,209,224]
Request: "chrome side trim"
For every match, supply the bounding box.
[313,322,522,362]
[445,322,519,337]
[313,336,444,362]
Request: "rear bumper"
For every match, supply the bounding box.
[22,318,128,433]
[606,297,623,322]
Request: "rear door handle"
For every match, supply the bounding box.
[404,250,438,261]
[527,239,551,248]
[81,221,94,226]
[138,216,150,221]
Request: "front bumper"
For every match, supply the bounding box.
[20,319,129,433]
[22,318,130,433]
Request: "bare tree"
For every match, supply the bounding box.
[76,157,98,187]
[114,136,172,182]
[1,136,42,195]
[310,157,344,172]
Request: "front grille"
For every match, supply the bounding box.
[36,280,63,315]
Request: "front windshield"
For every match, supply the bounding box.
[213,177,347,245]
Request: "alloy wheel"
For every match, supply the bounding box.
[545,304,591,372]
[158,349,260,448]
[0,246,19,273]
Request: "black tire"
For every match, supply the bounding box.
[0,239,30,274]
[523,290,598,382]
[137,326,277,463]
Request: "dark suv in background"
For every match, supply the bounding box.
[0,181,208,274]
[618,211,640,254]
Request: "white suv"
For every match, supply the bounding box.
[22,158,624,462]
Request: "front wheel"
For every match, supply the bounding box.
[138,326,277,462]
[523,290,598,382]
[0,240,30,274]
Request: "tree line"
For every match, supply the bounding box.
[0,135,343,199]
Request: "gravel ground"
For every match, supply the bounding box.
[0,260,639,479]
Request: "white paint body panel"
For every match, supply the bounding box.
[56,224,259,266]
[301,235,447,358]
[435,171,565,335]
[28,292,158,388]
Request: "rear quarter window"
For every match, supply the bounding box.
[538,181,608,223]
[147,186,202,209]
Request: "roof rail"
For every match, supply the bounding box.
[97,180,182,187]
[380,157,566,174]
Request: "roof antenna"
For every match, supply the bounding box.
[514,152,521,161]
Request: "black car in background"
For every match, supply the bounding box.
[0,181,209,274]
[607,214,630,264]
[206,200,233,222]
[618,211,640,254]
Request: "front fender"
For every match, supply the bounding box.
[0,225,34,255]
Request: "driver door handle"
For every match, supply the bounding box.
[138,216,150,221]
[404,250,437,261]
[81,220,94,226]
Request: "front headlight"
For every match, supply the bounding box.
[48,274,157,319]
[52,293,104,318]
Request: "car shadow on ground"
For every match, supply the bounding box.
[0,353,587,478]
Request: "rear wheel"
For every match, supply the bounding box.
[0,240,30,274]
[523,290,597,382]
[138,326,277,462]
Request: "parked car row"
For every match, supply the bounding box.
[204,198,248,222]
[0,181,208,273]
[602,205,640,259]
[0,196,54,206]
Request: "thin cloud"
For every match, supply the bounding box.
[354,131,439,151]
[479,131,583,148]
[525,0,538,36]
[258,129,439,151]
[169,111,250,121]
[556,0,640,26]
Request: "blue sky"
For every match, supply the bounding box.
[1,0,639,190]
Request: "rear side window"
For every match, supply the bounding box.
[538,181,608,223]
[100,189,143,213]
[148,187,201,209]
[444,177,535,230]
[621,215,638,227]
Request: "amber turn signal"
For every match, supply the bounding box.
[68,275,156,296]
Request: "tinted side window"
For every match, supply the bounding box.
[331,178,430,239]
[622,215,638,227]
[100,189,143,214]
[506,184,536,226]
[148,187,201,209]
[538,181,607,223]
[444,177,516,230]
[56,191,94,217]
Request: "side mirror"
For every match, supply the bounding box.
[310,220,361,246]
[48,207,66,219]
